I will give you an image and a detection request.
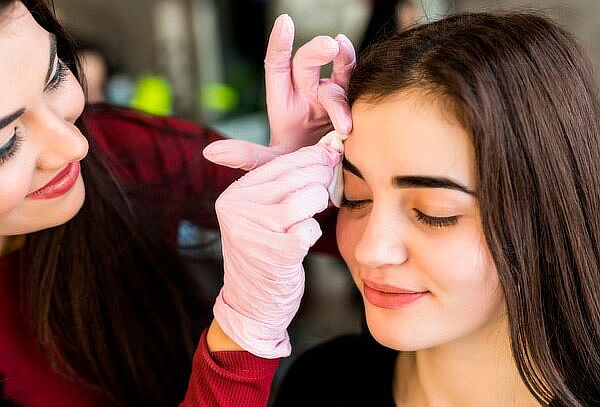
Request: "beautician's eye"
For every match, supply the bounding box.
[0,128,23,165]
[414,209,459,228]
[341,197,372,211]
[46,60,68,92]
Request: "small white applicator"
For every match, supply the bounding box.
[318,130,348,208]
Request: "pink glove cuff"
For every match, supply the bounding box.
[213,290,292,359]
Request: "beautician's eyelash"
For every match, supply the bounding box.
[414,209,459,228]
[0,61,67,166]
[0,128,23,165]
[46,60,68,92]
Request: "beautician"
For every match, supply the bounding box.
[0,0,354,406]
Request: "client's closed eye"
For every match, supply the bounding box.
[413,209,460,228]
[341,197,371,210]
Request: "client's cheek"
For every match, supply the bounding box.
[336,212,360,262]
[428,236,499,303]
[336,212,364,287]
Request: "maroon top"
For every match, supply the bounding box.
[0,106,338,406]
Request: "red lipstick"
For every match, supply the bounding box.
[362,279,428,309]
[27,162,80,200]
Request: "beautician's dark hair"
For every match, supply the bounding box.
[2,1,213,405]
[348,12,600,406]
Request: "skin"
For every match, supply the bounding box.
[337,89,540,406]
[0,2,87,248]
[0,2,240,352]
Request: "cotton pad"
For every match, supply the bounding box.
[318,130,348,208]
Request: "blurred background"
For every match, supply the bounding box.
[54,0,600,402]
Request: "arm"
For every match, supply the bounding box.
[180,145,340,406]
[179,324,279,407]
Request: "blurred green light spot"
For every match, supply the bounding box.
[130,75,173,116]
[200,83,239,113]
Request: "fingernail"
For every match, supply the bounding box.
[279,14,293,43]
[203,144,224,157]
[335,33,349,45]
[325,37,339,53]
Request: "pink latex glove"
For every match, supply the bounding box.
[212,143,342,358]
[203,14,355,170]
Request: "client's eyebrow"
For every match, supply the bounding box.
[394,176,476,196]
[343,156,475,196]
[342,156,364,179]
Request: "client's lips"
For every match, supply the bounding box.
[362,279,428,309]
[27,162,80,200]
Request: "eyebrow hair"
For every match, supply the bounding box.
[0,109,25,130]
[343,156,476,196]
[394,176,476,196]
[46,33,57,84]
[342,156,363,179]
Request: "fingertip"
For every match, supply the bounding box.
[202,142,223,159]
[280,14,294,38]
[333,33,356,63]
[268,14,294,51]
[338,121,352,135]
[335,33,349,44]
[315,35,339,54]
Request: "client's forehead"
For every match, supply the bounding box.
[346,90,475,190]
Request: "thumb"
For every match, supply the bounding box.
[203,140,281,170]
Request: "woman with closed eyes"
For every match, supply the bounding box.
[0,0,355,405]
[243,11,600,407]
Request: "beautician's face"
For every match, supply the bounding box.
[0,2,87,237]
[337,89,504,351]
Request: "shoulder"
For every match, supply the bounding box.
[273,334,397,407]
[81,104,225,183]
[82,103,216,140]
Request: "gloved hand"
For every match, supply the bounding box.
[203,14,355,170]
[212,143,342,358]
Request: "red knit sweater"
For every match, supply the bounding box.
[0,106,338,407]
[0,251,277,407]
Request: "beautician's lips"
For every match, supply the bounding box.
[27,162,80,200]
[362,279,428,310]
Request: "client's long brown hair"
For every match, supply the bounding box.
[348,12,600,407]
[2,1,214,405]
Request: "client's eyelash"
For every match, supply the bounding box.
[46,60,68,92]
[0,128,23,165]
[414,209,459,228]
[341,197,371,210]
[342,198,460,228]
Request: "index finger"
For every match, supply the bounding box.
[237,144,341,188]
[291,36,339,97]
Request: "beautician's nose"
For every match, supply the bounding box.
[354,205,409,269]
[31,105,89,170]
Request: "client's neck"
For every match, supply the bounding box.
[393,314,541,407]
